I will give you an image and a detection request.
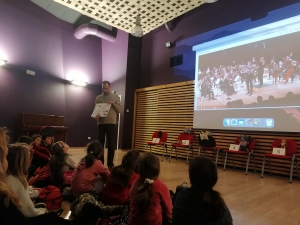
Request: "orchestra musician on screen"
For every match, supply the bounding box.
[197,53,299,102]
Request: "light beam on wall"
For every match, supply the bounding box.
[67,70,88,86]
[0,59,7,66]
[71,80,87,86]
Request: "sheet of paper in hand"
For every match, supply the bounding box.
[91,103,111,118]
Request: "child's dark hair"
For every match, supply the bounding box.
[32,134,42,141]
[84,141,103,168]
[42,134,52,141]
[49,141,68,185]
[189,156,226,219]
[16,136,33,145]
[109,150,140,188]
[132,152,160,210]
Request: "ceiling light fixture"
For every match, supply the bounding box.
[71,80,87,86]
[131,14,143,37]
[0,59,7,66]
[131,1,143,37]
[204,0,218,3]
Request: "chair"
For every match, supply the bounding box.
[169,133,194,164]
[261,139,299,183]
[146,131,168,161]
[223,137,256,175]
[198,135,223,164]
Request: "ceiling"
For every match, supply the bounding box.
[49,0,211,36]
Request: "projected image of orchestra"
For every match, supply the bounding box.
[196,31,300,109]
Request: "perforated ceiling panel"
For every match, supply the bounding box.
[53,0,206,35]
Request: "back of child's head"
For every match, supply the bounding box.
[51,141,66,156]
[189,156,217,190]
[138,152,160,179]
[49,141,68,185]
[7,144,29,189]
[133,152,160,210]
[16,136,33,145]
[109,150,140,188]
[121,150,140,171]
[84,140,103,168]
[189,156,226,219]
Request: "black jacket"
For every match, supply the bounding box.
[172,188,233,225]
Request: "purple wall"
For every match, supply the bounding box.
[139,0,300,88]
[0,0,102,146]
[102,30,129,149]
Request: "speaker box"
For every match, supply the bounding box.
[170,54,183,67]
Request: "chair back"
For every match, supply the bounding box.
[272,139,297,156]
[178,133,194,145]
[39,126,56,136]
[248,139,256,151]
[234,137,255,151]
[198,135,216,147]
[152,131,168,143]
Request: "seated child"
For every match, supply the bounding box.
[16,136,34,162]
[71,140,110,198]
[101,150,140,205]
[6,144,47,217]
[40,134,53,154]
[49,141,77,186]
[172,156,233,225]
[16,136,36,178]
[129,152,172,225]
[31,134,51,168]
[0,127,30,225]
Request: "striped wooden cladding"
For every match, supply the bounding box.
[132,81,300,178]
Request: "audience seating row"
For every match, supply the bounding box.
[146,131,299,183]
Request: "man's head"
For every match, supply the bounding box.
[102,81,111,96]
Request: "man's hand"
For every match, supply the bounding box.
[108,101,115,105]
[94,115,100,120]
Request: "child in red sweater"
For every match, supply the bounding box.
[31,134,51,168]
[101,150,140,205]
[71,140,110,198]
[129,152,172,225]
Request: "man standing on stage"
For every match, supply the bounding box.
[258,57,265,87]
[94,81,122,171]
[245,61,254,96]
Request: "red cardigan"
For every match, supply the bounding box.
[129,179,172,225]
[32,145,51,160]
[71,159,110,198]
[101,172,139,205]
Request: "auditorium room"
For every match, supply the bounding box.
[1,0,300,224]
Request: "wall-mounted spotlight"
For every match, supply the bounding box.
[166,42,174,48]
[0,59,8,66]
[71,80,87,86]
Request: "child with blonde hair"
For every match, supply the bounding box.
[6,144,47,217]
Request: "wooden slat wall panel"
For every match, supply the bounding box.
[132,81,300,178]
